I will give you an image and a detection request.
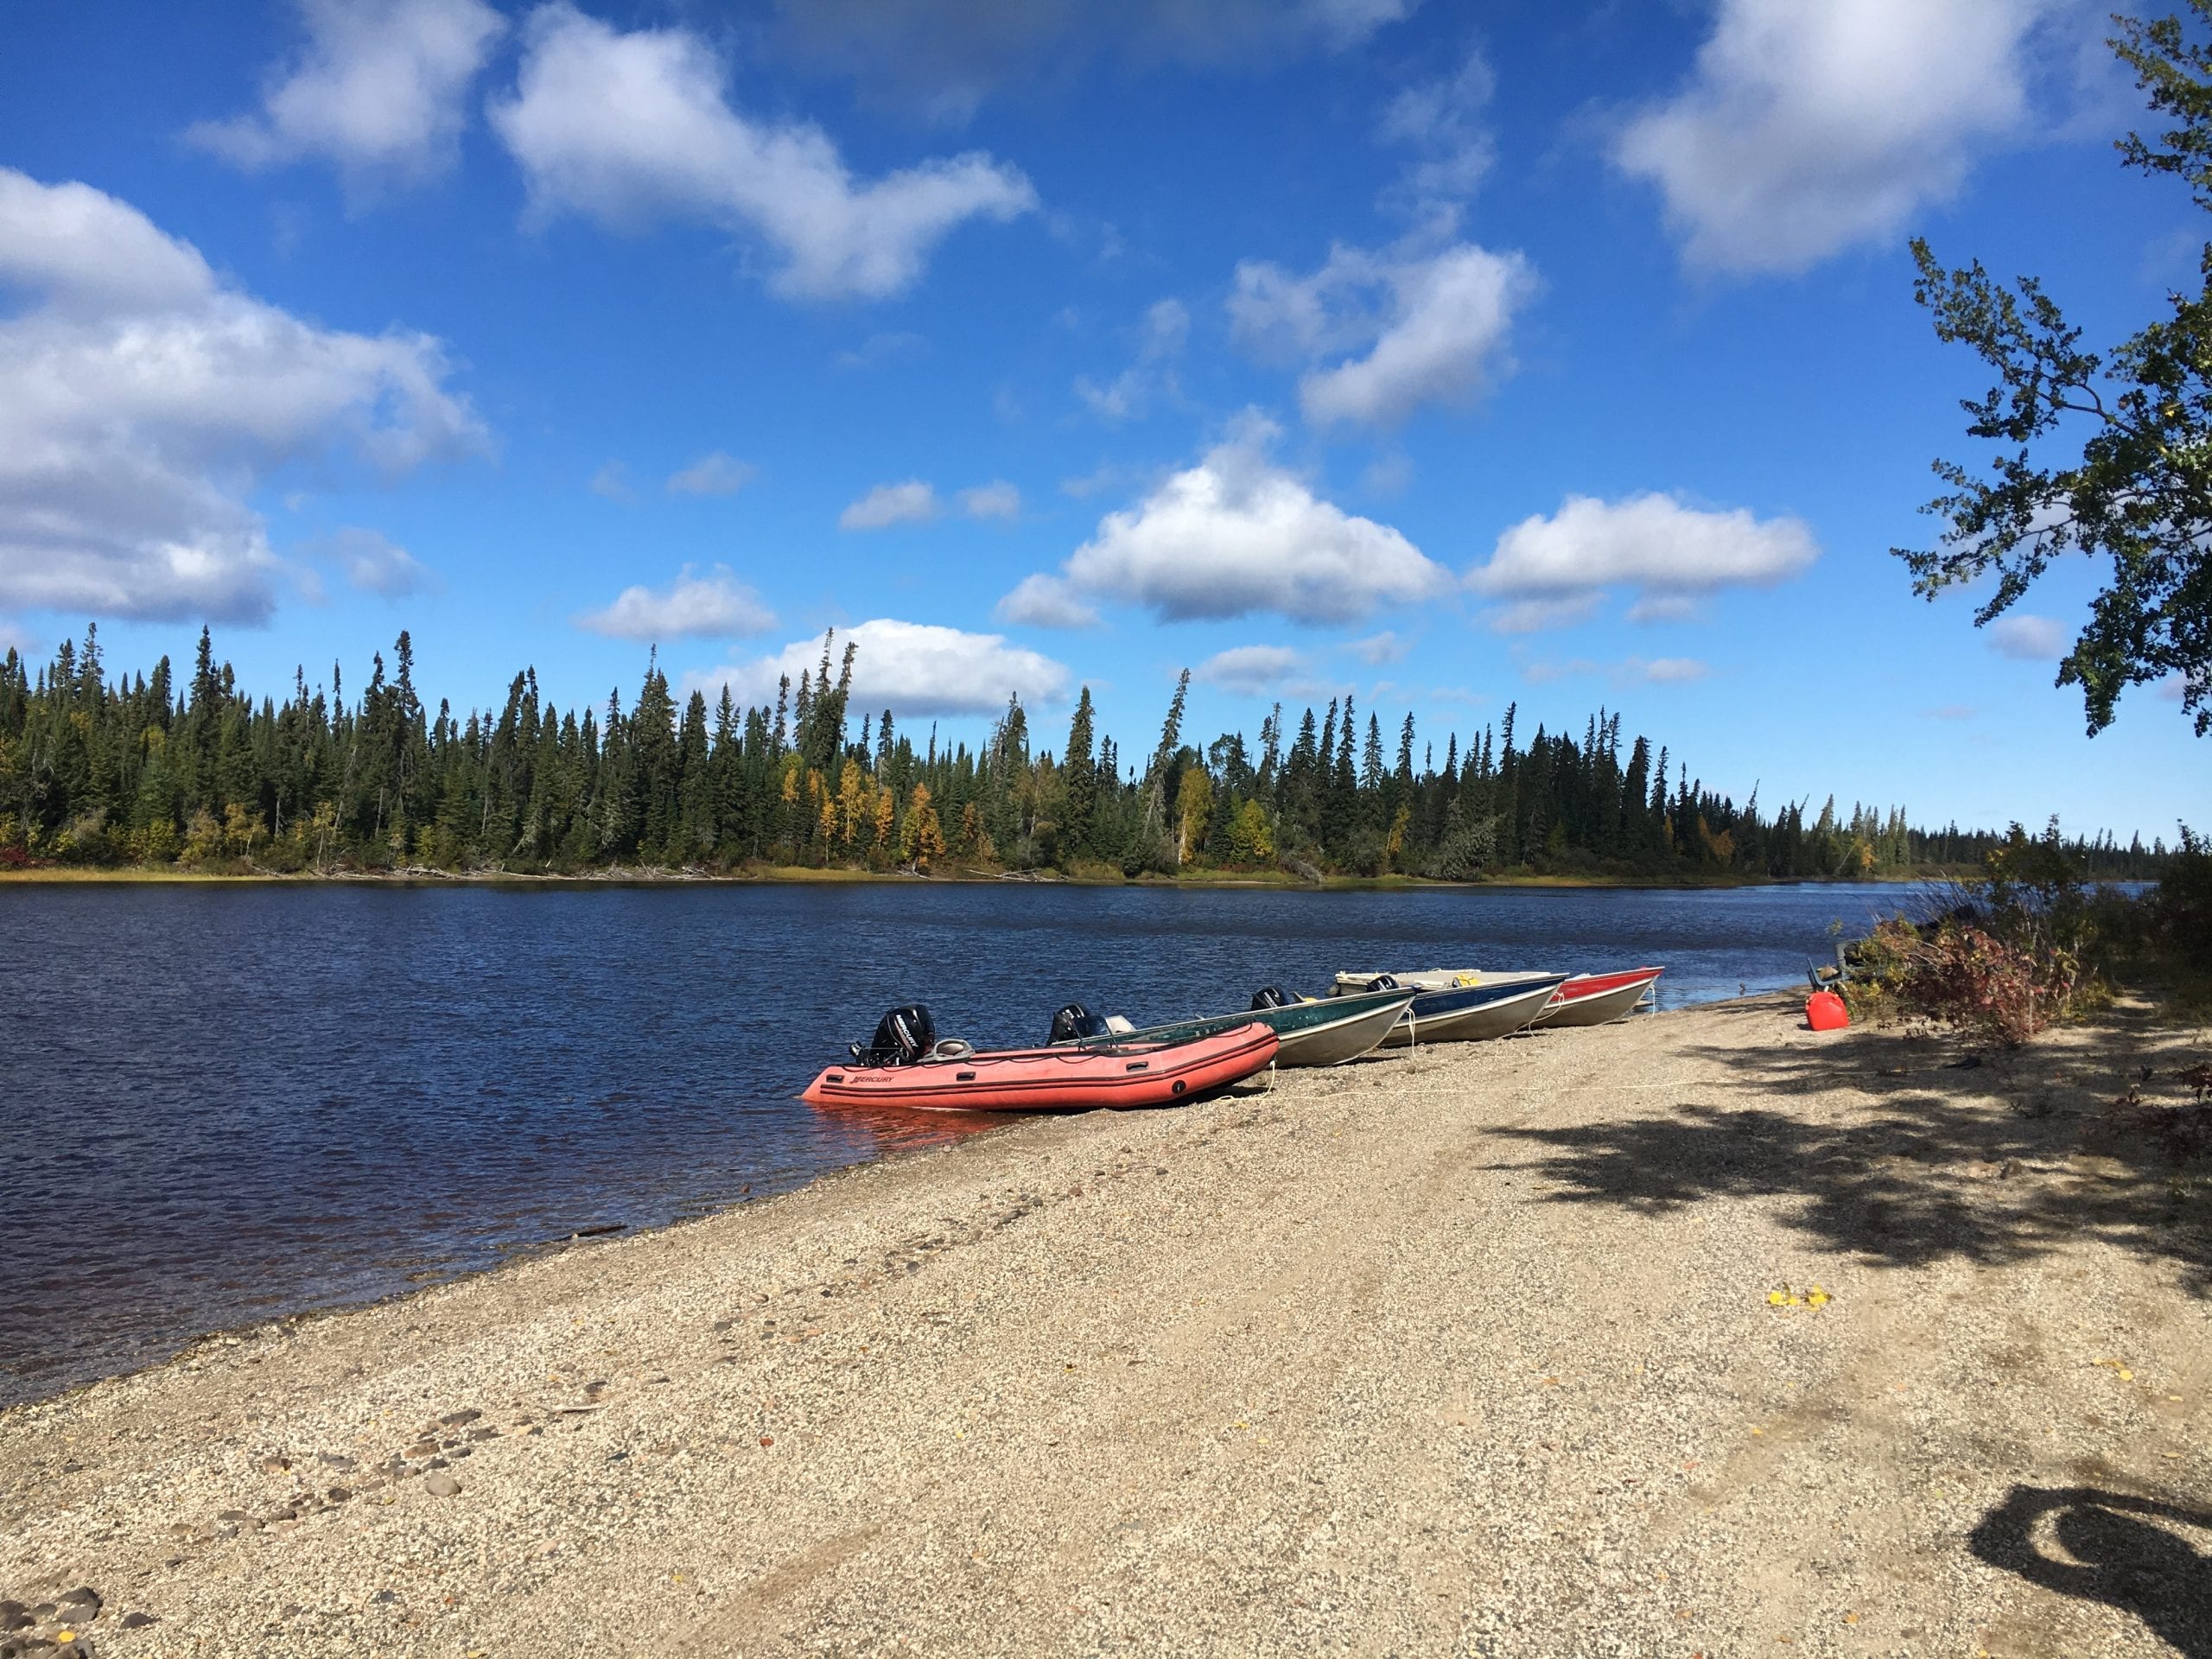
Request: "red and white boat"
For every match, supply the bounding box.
[802,1007,1278,1112]
[1527,967,1664,1027]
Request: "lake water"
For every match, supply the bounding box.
[0,878,1918,1406]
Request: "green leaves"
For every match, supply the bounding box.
[1898,10,2212,737]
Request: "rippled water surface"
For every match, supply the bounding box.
[0,878,1916,1404]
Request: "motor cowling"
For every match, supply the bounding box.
[1363,973,1400,992]
[852,1003,936,1066]
[1249,985,1294,1009]
[1050,1002,1111,1044]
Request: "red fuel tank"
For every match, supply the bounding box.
[1806,990,1849,1031]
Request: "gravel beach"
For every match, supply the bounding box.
[3,994,2208,1658]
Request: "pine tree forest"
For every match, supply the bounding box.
[0,626,2166,882]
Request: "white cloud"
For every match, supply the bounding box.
[1230,238,1535,428]
[1625,594,1703,625]
[1377,49,1495,213]
[313,527,441,598]
[0,168,484,625]
[1195,644,1310,696]
[1612,0,2065,275]
[1075,296,1189,422]
[2158,672,2187,703]
[577,564,776,641]
[1522,654,1712,687]
[1987,613,2069,660]
[839,480,941,530]
[488,3,1038,300]
[1347,630,1409,664]
[1059,461,1127,499]
[188,0,505,194]
[688,619,1070,716]
[1470,493,1818,628]
[1485,594,1604,635]
[994,574,1100,630]
[667,450,756,496]
[834,330,926,370]
[959,480,1022,522]
[1041,415,1449,624]
[767,0,1413,123]
[589,461,632,501]
[1632,656,1710,684]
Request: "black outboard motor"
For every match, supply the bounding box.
[1249,985,1294,1009]
[1049,1002,1112,1044]
[1363,973,1401,992]
[852,1004,936,1066]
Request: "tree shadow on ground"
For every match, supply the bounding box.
[1971,1486,2212,1657]
[1491,1013,2212,1293]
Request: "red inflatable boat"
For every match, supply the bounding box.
[802,1021,1279,1112]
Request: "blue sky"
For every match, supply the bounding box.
[0,0,2204,841]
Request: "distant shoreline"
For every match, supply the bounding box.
[0,862,1969,893]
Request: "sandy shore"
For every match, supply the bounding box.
[3,995,2208,1657]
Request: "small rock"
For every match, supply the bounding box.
[466,1427,498,1442]
[258,1455,289,1474]
[438,1409,480,1427]
[404,1441,439,1459]
[317,1453,357,1471]
[118,1616,155,1631]
[327,1486,353,1503]
[0,1614,27,1634]
[424,1471,461,1498]
[60,1591,99,1620]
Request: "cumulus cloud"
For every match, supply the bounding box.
[1347,630,1409,664]
[1469,493,1817,629]
[842,478,1021,529]
[1024,415,1448,626]
[577,564,776,641]
[1612,0,2068,275]
[1377,48,1495,213]
[959,480,1022,522]
[312,527,441,598]
[1485,595,1604,635]
[767,0,1414,123]
[667,450,756,496]
[488,3,1037,300]
[994,574,1100,630]
[0,168,484,625]
[1075,297,1189,422]
[1230,238,1535,428]
[839,480,940,530]
[1987,613,2069,660]
[688,619,1070,715]
[1522,654,1711,687]
[188,0,505,194]
[1194,644,1310,696]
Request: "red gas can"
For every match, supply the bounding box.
[1806,990,1849,1031]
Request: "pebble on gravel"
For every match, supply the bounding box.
[423,1471,461,1497]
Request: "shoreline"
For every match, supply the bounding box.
[3,995,2204,1655]
[0,862,1961,893]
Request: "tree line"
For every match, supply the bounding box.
[0,626,2168,882]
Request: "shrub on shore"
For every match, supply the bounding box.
[1845,820,2210,1042]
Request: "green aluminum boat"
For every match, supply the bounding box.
[1066,984,1417,1069]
